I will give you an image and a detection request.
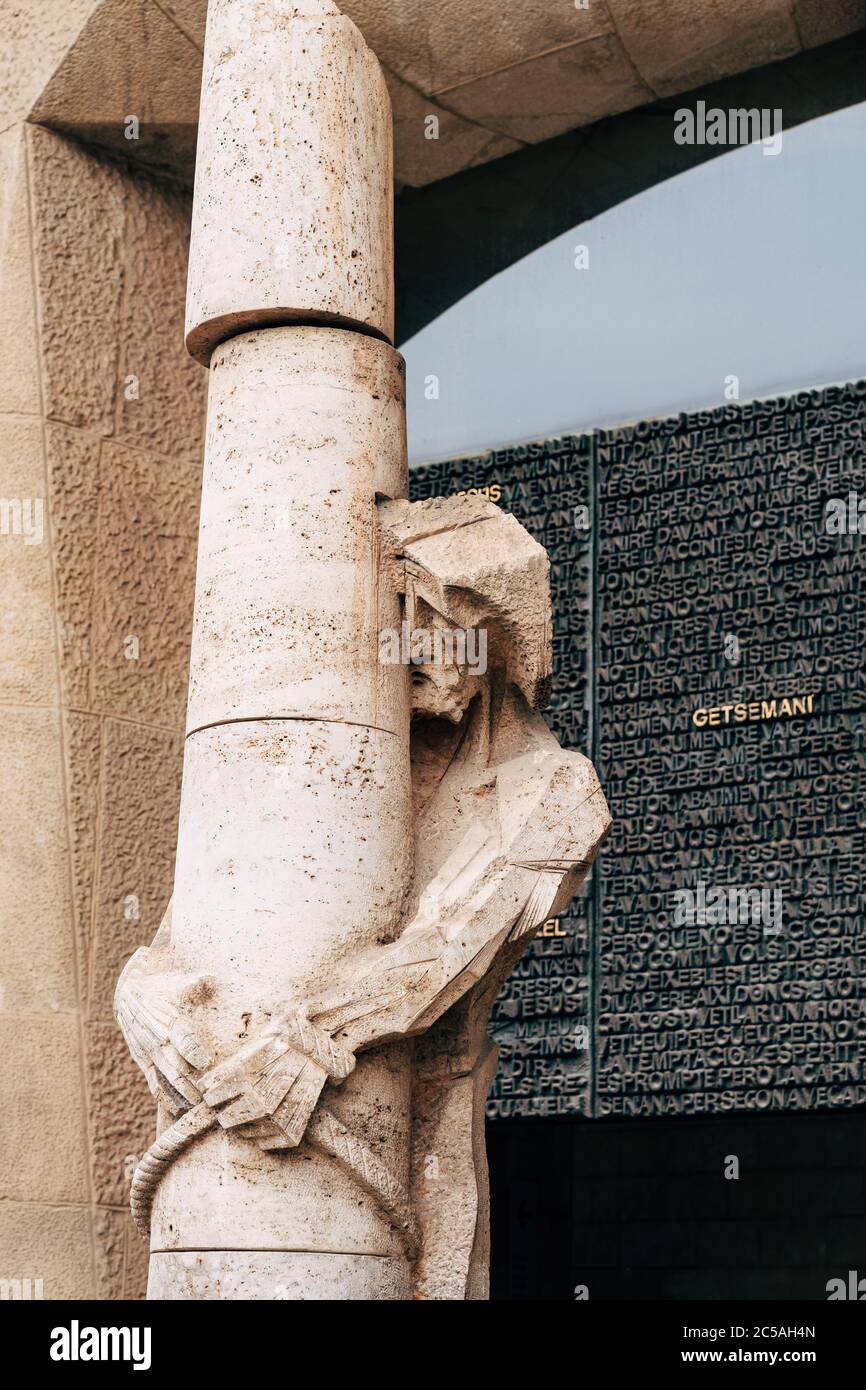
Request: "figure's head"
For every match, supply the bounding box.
[408,598,487,723]
[379,493,553,724]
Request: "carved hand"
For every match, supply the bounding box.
[115,948,214,1113]
[199,1014,356,1151]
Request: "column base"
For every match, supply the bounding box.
[148,1249,412,1301]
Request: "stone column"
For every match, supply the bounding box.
[121,0,611,1304]
[147,0,411,1299]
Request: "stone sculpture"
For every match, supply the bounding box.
[115,0,610,1300]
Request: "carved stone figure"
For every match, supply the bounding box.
[115,0,610,1300]
[118,494,610,1297]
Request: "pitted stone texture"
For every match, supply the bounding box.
[91,439,200,728]
[0,108,204,1305]
[124,1215,150,1298]
[0,708,78,1014]
[0,1202,95,1300]
[64,710,102,1017]
[115,173,206,459]
[94,1198,150,1302]
[94,1207,151,1299]
[148,1248,411,1300]
[28,126,206,451]
[46,424,101,710]
[0,1014,90,1205]
[22,134,204,722]
[93,1207,126,1299]
[0,127,41,417]
[90,719,184,1021]
[28,126,123,436]
[607,0,800,97]
[87,1021,155,1206]
[185,0,394,362]
[187,329,406,733]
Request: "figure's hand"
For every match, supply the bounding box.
[115,948,214,1113]
[199,1014,355,1151]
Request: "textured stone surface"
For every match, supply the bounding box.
[385,72,522,188]
[11,0,851,188]
[442,32,651,152]
[185,0,394,362]
[0,0,97,130]
[607,0,800,97]
[91,718,183,1022]
[0,418,56,706]
[0,1202,95,1300]
[0,70,204,1307]
[31,0,203,124]
[93,1206,126,1299]
[28,126,123,435]
[87,1021,155,1206]
[148,1249,410,1299]
[30,0,202,182]
[92,1205,155,1298]
[63,710,102,1017]
[158,0,207,48]
[0,126,41,417]
[0,1014,90,1205]
[29,125,206,448]
[343,0,614,94]
[0,708,78,1014]
[115,173,206,458]
[794,0,866,47]
[411,1047,498,1300]
[91,439,199,727]
[46,424,101,710]
[95,1206,155,1301]
[3,0,862,195]
[124,1214,150,1298]
[187,330,406,733]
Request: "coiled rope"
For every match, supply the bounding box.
[131,1102,419,1257]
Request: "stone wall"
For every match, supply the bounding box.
[0,124,205,1299]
